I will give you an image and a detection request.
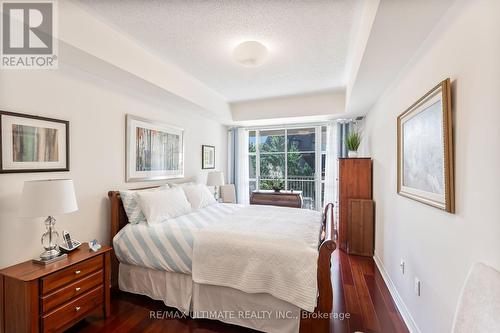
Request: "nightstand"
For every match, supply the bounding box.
[0,244,111,333]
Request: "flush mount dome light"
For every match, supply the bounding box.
[232,41,269,67]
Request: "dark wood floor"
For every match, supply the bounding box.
[67,250,408,333]
[331,250,409,333]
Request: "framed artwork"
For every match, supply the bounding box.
[397,78,454,213]
[126,114,184,182]
[0,111,69,173]
[202,145,215,169]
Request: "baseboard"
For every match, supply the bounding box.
[373,253,421,333]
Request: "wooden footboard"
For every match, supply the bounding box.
[300,202,337,333]
[108,190,336,332]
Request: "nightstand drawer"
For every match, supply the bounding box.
[42,285,103,333]
[41,269,103,313]
[42,255,103,294]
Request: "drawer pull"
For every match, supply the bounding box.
[75,306,81,312]
[75,270,81,275]
[75,287,81,292]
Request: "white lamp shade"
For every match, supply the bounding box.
[20,179,78,218]
[206,171,225,187]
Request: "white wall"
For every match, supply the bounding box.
[363,0,500,332]
[230,90,345,123]
[0,63,227,268]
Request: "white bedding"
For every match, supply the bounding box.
[192,205,322,312]
[119,263,193,313]
[115,203,322,312]
[113,203,242,273]
[119,263,301,333]
[192,280,301,333]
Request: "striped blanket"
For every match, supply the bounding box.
[113,203,242,274]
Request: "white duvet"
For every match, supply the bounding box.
[192,205,322,312]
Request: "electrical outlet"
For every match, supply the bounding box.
[414,277,421,296]
[400,260,405,274]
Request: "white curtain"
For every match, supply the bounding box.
[323,122,338,209]
[236,128,249,204]
[227,129,236,185]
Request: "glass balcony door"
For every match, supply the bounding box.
[248,126,326,210]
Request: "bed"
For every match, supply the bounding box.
[108,187,336,333]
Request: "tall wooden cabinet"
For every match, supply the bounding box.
[338,158,374,256]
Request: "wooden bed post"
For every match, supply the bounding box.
[300,202,336,333]
[108,191,125,290]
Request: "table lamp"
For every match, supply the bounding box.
[20,179,78,262]
[206,171,225,200]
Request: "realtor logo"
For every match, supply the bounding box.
[1,1,58,69]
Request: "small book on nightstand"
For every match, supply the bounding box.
[32,253,68,265]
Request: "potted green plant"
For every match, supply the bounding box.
[346,131,362,158]
[270,179,284,192]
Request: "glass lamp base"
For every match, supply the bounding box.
[40,215,61,261]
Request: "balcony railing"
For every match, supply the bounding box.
[287,176,316,210]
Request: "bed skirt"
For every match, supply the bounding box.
[118,263,301,333]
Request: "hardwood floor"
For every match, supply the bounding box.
[67,250,408,333]
[332,250,409,333]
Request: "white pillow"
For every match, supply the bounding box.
[136,187,191,225]
[120,184,169,224]
[183,184,216,210]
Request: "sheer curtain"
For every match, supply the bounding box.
[323,122,338,209]
[227,128,237,185]
[235,128,249,204]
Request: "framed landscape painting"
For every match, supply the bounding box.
[202,145,215,169]
[126,115,184,182]
[0,111,69,173]
[397,78,454,213]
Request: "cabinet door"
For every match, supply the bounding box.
[338,158,373,250]
[347,199,374,256]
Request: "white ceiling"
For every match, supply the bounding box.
[76,0,364,102]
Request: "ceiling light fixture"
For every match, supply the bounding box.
[232,41,269,67]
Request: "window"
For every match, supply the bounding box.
[248,126,327,210]
[259,129,285,191]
